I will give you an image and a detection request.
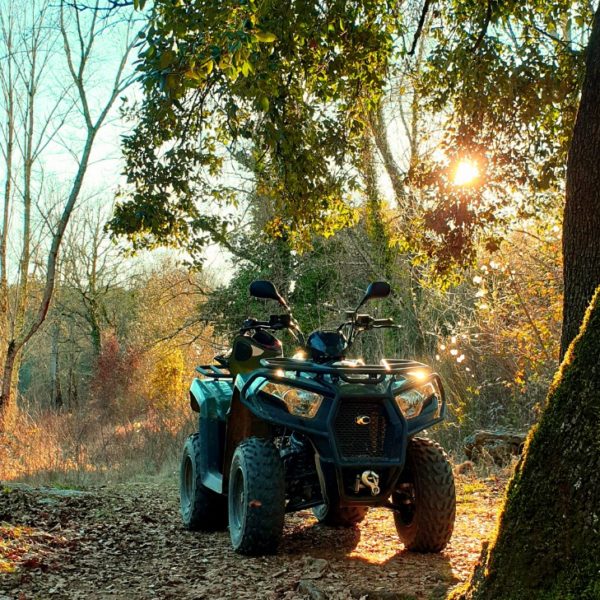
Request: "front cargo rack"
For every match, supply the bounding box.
[260,357,432,384]
[195,358,436,384]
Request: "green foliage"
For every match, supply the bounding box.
[408,0,593,268]
[110,1,595,273]
[112,0,402,256]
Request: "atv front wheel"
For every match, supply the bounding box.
[180,434,227,531]
[393,437,455,552]
[228,437,285,555]
[312,502,368,527]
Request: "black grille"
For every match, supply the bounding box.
[334,400,389,458]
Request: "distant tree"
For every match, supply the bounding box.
[59,202,139,357]
[0,0,137,430]
[110,0,403,255]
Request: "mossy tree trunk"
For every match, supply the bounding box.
[561,5,600,358]
[454,287,600,599]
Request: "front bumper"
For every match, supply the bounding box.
[236,359,446,504]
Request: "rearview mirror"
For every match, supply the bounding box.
[356,281,391,310]
[249,280,290,310]
[365,281,391,300]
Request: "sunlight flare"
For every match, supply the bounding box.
[453,159,480,186]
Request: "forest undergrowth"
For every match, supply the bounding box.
[0,400,195,487]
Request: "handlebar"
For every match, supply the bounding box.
[337,313,398,347]
[240,312,395,351]
[373,318,394,327]
[240,314,305,344]
[339,314,396,330]
[241,315,292,331]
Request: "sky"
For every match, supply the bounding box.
[0,0,233,285]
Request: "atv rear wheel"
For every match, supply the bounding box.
[228,437,285,555]
[393,437,455,552]
[312,502,368,527]
[180,434,227,531]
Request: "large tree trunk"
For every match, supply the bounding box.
[455,8,600,599]
[454,287,600,599]
[560,6,600,358]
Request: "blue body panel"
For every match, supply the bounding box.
[190,378,233,421]
[189,378,233,494]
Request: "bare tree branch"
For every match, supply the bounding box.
[408,0,431,56]
[0,0,138,424]
[472,0,493,53]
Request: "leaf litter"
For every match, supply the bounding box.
[0,473,507,599]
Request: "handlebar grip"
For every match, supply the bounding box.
[240,319,270,331]
[374,318,394,326]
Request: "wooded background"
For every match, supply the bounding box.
[0,0,575,482]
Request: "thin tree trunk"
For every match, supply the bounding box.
[560,5,600,357]
[88,222,102,356]
[0,342,18,431]
[89,310,102,356]
[15,71,36,336]
[0,7,15,372]
[50,321,62,409]
[370,105,407,204]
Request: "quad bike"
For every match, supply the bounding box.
[180,280,455,555]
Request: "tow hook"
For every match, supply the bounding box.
[355,470,380,496]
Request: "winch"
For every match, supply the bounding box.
[354,470,381,496]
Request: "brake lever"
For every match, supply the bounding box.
[337,321,353,332]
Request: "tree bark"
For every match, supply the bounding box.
[454,287,600,599]
[50,321,63,409]
[0,342,18,431]
[369,106,407,205]
[0,6,16,383]
[560,5,600,357]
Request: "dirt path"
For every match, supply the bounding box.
[0,474,505,599]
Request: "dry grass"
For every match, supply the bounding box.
[0,400,196,487]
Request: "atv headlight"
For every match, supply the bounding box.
[261,383,323,418]
[393,382,439,419]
